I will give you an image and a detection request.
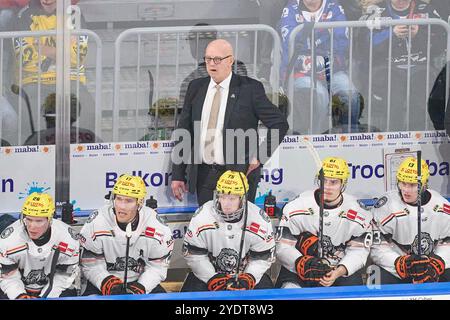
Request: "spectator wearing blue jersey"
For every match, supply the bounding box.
[279,0,361,134]
[365,0,443,132]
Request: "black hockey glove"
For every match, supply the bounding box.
[296,231,319,256]
[207,273,232,291]
[226,273,256,291]
[413,254,446,284]
[395,254,429,279]
[101,275,125,295]
[295,255,332,287]
[126,281,146,294]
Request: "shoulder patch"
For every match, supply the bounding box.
[259,209,271,223]
[357,200,370,211]
[86,210,99,224]
[0,226,13,239]
[374,196,388,209]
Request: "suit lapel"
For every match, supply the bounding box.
[223,73,240,128]
[192,78,210,122]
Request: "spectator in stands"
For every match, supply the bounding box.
[428,64,448,130]
[279,0,362,134]
[181,170,275,292]
[254,0,289,80]
[275,157,372,288]
[12,0,93,144]
[170,38,288,206]
[24,93,99,145]
[370,157,450,284]
[80,174,173,296]
[364,0,443,132]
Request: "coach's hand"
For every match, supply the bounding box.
[171,180,188,201]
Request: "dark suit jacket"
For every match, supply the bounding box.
[171,73,289,192]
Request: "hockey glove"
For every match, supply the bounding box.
[414,254,447,284]
[429,254,446,276]
[296,231,319,256]
[16,293,37,299]
[207,273,232,291]
[295,255,332,286]
[226,273,256,291]
[395,255,429,279]
[101,275,125,295]
[126,281,146,294]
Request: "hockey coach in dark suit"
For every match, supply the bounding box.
[170,39,288,206]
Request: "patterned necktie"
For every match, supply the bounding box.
[204,84,221,163]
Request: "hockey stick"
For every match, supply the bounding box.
[123,223,131,293]
[41,246,61,298]
[234,171,249,285]
[123,222,132,293]
[298,137,325,259]
[416,150,422,256]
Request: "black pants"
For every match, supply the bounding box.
[196,164,261,207]
[180,272,274,292]
[82,280,166,296]
[275,265,365,288]
[0,287,77,299]
[374,266,450,285]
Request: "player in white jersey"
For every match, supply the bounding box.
[370,157,450,284]
[181,170,275,291]
[0,193,79,299]
[80,174,173,295]
[275,157,372,288]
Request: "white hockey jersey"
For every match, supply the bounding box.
[79,204,173,293]
[277,190,372,276]
[0,219,80,299]
[183,201,275,284]
[370,189,450,277]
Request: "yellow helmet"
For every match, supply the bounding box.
[112,174,147,200]
[321,157,350,182]
[216,170,249,196]
[22,192,55,219]
[396,157,430,185]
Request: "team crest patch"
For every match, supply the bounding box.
[0,227,13,239]
[374,196,388,208]
[86,210,99,224]
[216,248,239,273]
[23,269,48,286]
[411,232,434,256]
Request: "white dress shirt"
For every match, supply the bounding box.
[200,72,232,165]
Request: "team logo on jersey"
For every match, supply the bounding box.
[216,248,239,274]
[23,269,48,286]
[86,210,99,224]
[0,227,13,239]
[106,257,145,273]
[411,232,434,256]
[374,196,388,208]
[321,235,345,262]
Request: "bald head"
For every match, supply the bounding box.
[204,39,235,84]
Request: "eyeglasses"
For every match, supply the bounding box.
[204,55,232,65]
